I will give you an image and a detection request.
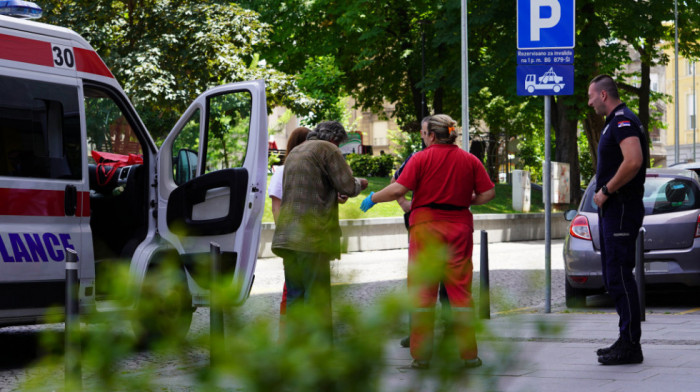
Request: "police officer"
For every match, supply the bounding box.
[587,74,647,365]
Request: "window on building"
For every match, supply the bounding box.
[372,121,389,146]
[0,75,82,179]
[650,74,660,92]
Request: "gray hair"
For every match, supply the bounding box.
[307,121,348,145]
[425,114,458,145]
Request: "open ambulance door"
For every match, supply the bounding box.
[156,80,267,305]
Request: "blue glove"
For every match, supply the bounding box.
[360,192,376,212]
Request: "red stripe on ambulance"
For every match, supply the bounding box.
[0,188,90,217]
[0,33,53,67]
[74,47,113,78]
[0,33,113,78]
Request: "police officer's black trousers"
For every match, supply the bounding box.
[599,197,644,344]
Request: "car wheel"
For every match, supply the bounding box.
[132,262,194,345]
[565,278,589,308]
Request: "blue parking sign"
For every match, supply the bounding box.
[517,0,575,49]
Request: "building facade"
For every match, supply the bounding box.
[664,52,699,165]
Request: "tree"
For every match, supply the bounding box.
[578,0,700,172]
[239,0,463,127]
[42,0,319,140]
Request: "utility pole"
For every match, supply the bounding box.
[674,0,680,163]
[461,0,469,152]
[421,21,426,120]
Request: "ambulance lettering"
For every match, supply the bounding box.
[0,233,77,262]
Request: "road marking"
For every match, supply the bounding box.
[678,308,700,315]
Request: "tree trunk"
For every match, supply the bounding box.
[552,98,582,205]
[433,86,444,115]
[486,131,500,183]
[619,44,654,168]
[582,112,605,172]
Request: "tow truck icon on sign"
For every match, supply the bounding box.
[525,67,565,93]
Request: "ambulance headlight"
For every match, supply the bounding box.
[0,0,43,19]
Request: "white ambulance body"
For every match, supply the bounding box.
[0,14,267,329]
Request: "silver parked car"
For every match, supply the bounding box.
[669,161,700,177]
[564,168,700,307]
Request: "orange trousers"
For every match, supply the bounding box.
[408,220,477,361]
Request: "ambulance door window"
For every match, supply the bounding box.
[83,86,143,158]
[203,92,251,172]
[172,109,200,185]
[0,75,81,179]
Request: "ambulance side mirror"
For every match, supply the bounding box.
[174,149,198,185]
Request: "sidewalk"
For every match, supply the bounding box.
[381,312,700,391]
[151,311,700,392]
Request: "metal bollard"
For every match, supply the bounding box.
[65,248,81,390]
[635,228,646,322]
[479,230,490,320]
[210,242,223,366]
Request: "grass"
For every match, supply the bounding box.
[262,176,545,223]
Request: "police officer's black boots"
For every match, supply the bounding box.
[596,337,623,356]
[597,338,643,365]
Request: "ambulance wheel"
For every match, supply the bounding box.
[133,262,194,345]
[565,279,589,308]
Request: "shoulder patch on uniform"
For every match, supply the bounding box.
[618,120,631,127]
[615,110,624,116]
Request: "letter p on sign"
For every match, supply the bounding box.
[517,0,575,49]
[531,0,560,41]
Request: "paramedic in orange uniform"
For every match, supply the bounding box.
[360,114,495,369]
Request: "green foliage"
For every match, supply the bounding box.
[239,0,466,127]
[42,0,319,140]
[20,242,563,391]
[578,134,594,184]
[345,153,395,177]
[268,151,281,168]
[297,56,347,123]
[389,129,423,163]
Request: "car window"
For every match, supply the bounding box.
[580,177,700,215]
[83,85,143,160]
[644,177,699,214]
[580,182,598,213]
[0,75,81,180]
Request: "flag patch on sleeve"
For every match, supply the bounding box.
[618,120,631,127]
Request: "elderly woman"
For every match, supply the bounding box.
[360,114,495,369]
[272,121,368,343]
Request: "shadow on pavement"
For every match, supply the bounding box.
[583,286,700,311]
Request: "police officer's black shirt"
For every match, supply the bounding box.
[596,103,647,198]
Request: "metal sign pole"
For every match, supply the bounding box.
[461,0,469,151]
[544,95,552,313]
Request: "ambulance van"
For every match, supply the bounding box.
[0,12,267,334]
